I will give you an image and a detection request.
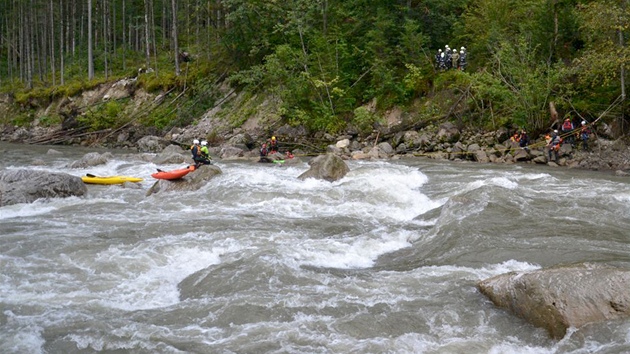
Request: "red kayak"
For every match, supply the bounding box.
[151,165,196,180]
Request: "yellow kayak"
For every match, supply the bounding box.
[81,174,144,185]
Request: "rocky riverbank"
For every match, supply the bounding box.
[2,117,629,177]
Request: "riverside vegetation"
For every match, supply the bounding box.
[0,0,628,173]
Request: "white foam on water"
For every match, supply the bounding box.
[0,319,45,354]
[87,234,242,310]
[475,259,541,279]
[488,343,554,354]
[288,229,415,269]
[0,200,59,219]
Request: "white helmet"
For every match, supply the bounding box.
[581,121,587,125]
[201,140,207,146]
[461,46,466,50]
[193,139,199,144]
[445,45,450,48]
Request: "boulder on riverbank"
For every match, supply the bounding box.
[0,169,87,206]
[478,263,630,339]
[145,164,222,196]
[297,153,350,182]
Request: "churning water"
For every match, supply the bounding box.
[1,141,629,353]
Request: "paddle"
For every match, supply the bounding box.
[156,169,164,172]
[86,173,97,177]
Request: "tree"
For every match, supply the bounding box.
[88,0,94,80]
[172,0,180,76]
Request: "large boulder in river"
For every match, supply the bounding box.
[152,144,190,165]
[145,164,222,196]
[478,263,630,339]
[298,153,349,182]
[136,135,171,153]
[67,152,112,168]
[0,169,87,206]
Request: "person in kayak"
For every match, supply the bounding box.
[269,136,278,153]
[258,143,272,162]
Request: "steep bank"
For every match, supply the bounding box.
[1,78,629,176]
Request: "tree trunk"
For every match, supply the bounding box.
[103,0,108,79]
[50,0,56,85]
[59,0,64,85]
[144,0,151,69]
[88,0,94,80]
[122,0,126,70]
[172,0,180,76]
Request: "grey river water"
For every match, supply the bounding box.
[1,141,630,353]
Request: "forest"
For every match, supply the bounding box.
[0,0,628,138]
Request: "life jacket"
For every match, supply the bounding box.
[562,120,573,131]
[551,136,562,150]
[191,145,200,156]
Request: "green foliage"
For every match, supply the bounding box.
[38,114,63,127]
[466,37,565,130]
[574,0,630,89]
[352,106,383,134]
[78,101,125,131]
[0,0,628,137]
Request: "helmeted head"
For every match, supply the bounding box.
[554,130,558,133]
[460,51,464,54]
[461,46,465,51]
[438,49,442,53]
[582,121,587,126]
[445,45,450,48]
[193,139,199,145]
[201,140,207,146]
[271,136,276,141]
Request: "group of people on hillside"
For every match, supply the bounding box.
[435,45,467,71]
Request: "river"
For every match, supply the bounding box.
[1,141,629,353]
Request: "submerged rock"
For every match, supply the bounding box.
[0,169,87,206]
[478,263,630,339]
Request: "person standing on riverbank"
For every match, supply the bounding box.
[561,118,575,147]
[547,130,562,162]
[579,121,591,151]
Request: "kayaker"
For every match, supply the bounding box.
[191,139,211,167]
[258,143,272,163]
[200,140,212,163]
[269,136,278,153]
[260,143,269,157]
